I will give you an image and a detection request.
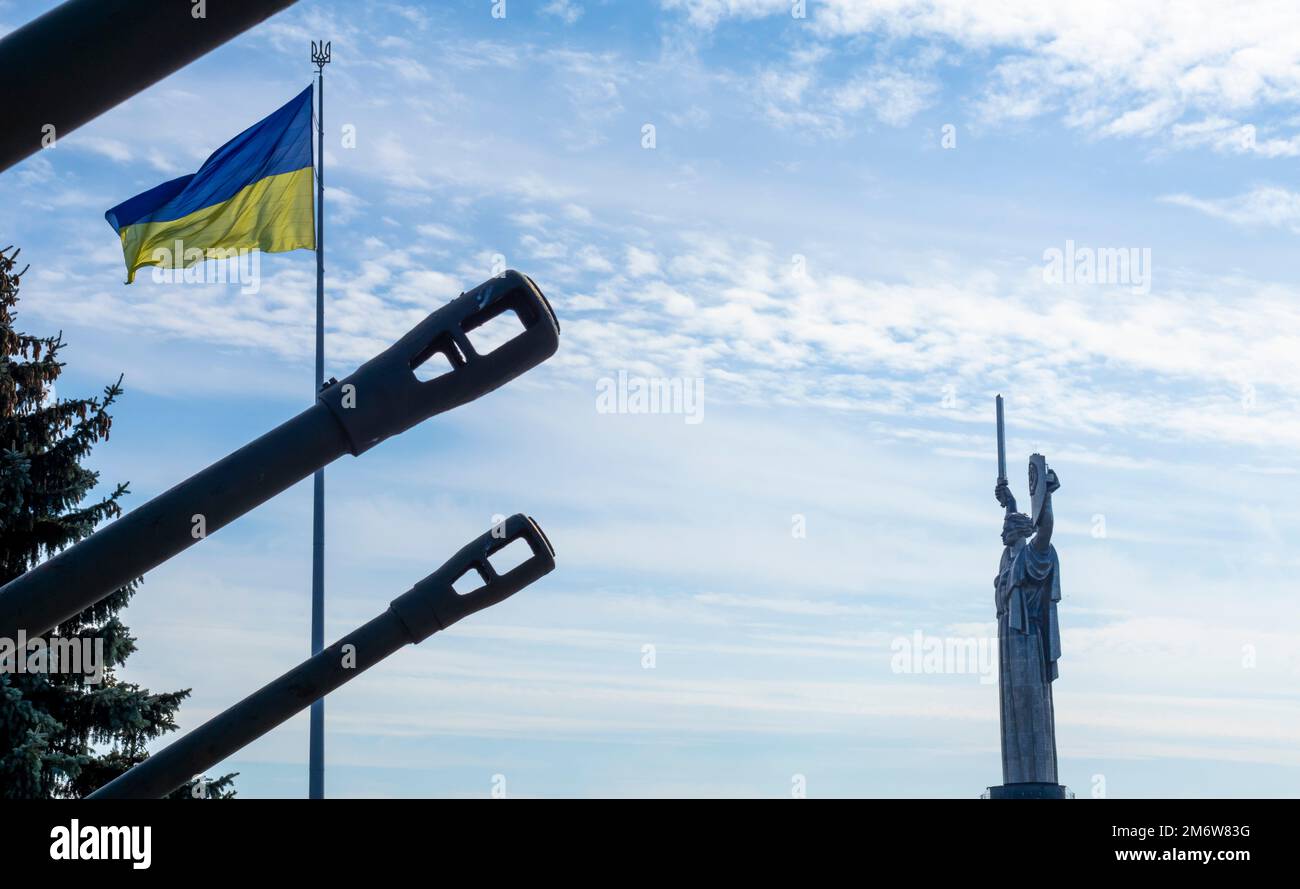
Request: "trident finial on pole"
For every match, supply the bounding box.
[311,39,331,71]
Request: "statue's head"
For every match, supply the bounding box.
[1002,512,1035,546]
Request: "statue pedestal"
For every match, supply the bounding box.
[981,782,1073,799]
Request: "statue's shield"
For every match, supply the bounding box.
[1029,453,1048,525]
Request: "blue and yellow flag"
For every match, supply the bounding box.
[105,86,315,283]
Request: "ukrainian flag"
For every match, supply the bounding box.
[106,86,315,283]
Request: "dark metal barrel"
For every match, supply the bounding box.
[0,0,299,175]
[0,271,559,641]
[88,514,556,799]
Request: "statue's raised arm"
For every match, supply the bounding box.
[1030,469,1060,554]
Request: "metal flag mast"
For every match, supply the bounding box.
[310,38,330,800]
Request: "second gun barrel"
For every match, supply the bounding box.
[89,606,410,799]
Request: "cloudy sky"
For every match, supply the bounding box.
[2,0,1299,797]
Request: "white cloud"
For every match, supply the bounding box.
[520,233,567,260]
[541,0,584,25]
[625,245,661,277]
[694,592,879,617]
[665,0,1300,146]
[21,205,1300,456]
[831,69,939,127]
[415,222,462,241]
[562,203,593,223]
[1162,186,1300,232]
[510,210,551,229]
[144,148,185,175]
[326,185,365,223]
[75,136,133,163]
[384,56,433,83]
[1171,118,1300,157]
[12,153,54,186]
[544,49,627,149]
[575,245,613,272]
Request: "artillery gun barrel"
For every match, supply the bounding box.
[88,514,556,799]
[0,0,299,174]
[0,271,559,642]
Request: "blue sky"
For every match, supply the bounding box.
[2,0,1299,797]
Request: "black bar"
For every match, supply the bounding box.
[4,799,1282,870]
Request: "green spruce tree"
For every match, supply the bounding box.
[0,245,234,798]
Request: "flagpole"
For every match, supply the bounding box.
[309,39,330,801]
